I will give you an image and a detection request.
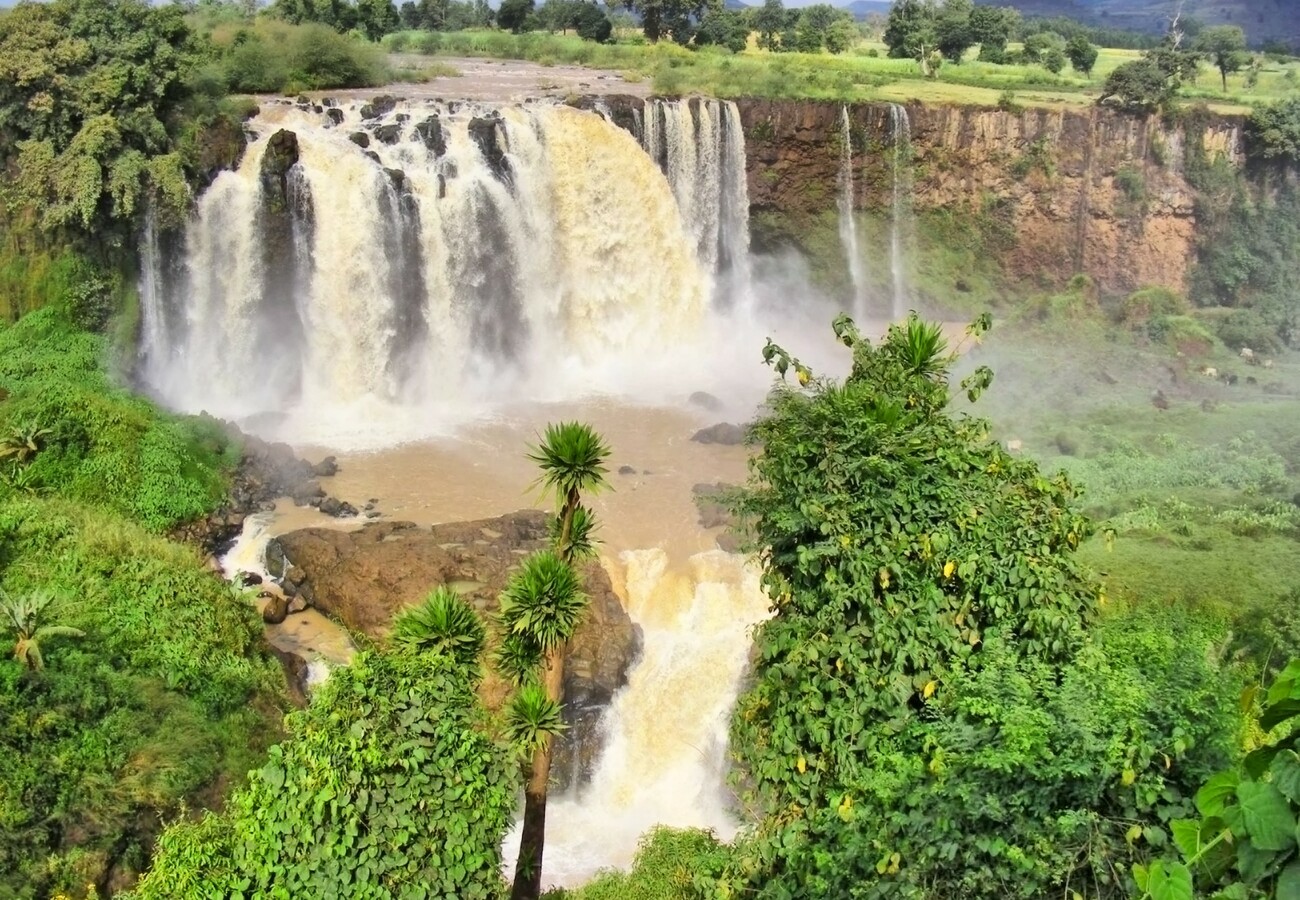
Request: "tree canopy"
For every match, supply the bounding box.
[0,0,205,235]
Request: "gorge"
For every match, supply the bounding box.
[131,85,1258,890]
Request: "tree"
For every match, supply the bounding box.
[1042,46,1066,74]
[390,585,487,667]
[497,0,534,32]
[573,2,612,42]
[1099,57,1176,110]
[731,314,1101,816]
[883,0,937,62]
[0,590,83,671]
[694,8,748,52]
[754,0,784,51]
[934,0,973,63]
[824,17,859,55]
[1065,34,1098,76]
[794,4,847,53]
[356,0,401,39]
[625,0,715,43]
[1195,24,1249,91]
[502,421,610,900]
[1248,98,1300,163]
[1021,29,1063,64]
[967,3,1017,56]
[0,0,204,235]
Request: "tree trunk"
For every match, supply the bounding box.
[510,488,581,899]
[1221,68,1228,92]
[511,644,566,900]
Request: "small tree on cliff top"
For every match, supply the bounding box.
[499,421,610,900]
[730,313,1101,816]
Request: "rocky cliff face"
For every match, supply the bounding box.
[265,511,641,788]
[735,99,1245,297]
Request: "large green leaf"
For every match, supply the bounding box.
[1237,780,1297,852]
[1272,750,1300,804]
[1197,771,1240,818]
[1147,860,1194,900]
[1278,860,1300,899]
[1261,699,1300,734]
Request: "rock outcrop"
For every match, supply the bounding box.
[265,510,642,787]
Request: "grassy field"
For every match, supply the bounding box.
[385,29,1300,111]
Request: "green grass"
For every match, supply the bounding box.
[384,29,1300,111]
[0,308,239,532]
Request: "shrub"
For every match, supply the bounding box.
[0,309,236,531]
[129,650,513,899]
[731,315,1100,818]
[723,605,1243,900]
[0,496,282,897]
[555,828,726,899]
[1116,165,1147,204]
[1119,286,1187,328]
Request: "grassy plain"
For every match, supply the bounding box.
[385,29,1300,111]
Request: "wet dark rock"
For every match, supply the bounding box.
[414,115,447,156]
[365,511,381,518]
[294,94,311,106]
[359,95,398,120]
[618,465,636,475]
[326,108,344,126]
[363,150,382,165]
[692,482,734,529]
[468,115,510,181]
[349,131,370,149]
[291,479,325,507]
[312,105,323,115]
[192,113,249,190]
[691,422,746,445]
[396,113,410,123]
[384,168,406,189]
[437,174,446,199]
[287,596,309,614]
[319,496,359,518]
[321,97,337,108]
[259,130,300,208]
[270,510,641,790]
[237,571,263,587]
[374,123,402,145]
[312,456,339,478]
[268,643,309,707]
[688,391,723,412]
[262,595,289,624]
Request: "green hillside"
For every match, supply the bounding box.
[997,0,1300,49]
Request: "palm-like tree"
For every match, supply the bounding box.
[507,422,610,900]
[0,421,51,465]
[390,586,486,671]
[1,589,84,670]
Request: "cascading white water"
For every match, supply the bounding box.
[642,98,753,307]
[836,106,868,322]
[888,103,912,321]
[504,549,771,887]
[139,100,711,443]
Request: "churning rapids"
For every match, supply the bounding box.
[142,92,895,888]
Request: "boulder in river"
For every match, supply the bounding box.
[691,422,747,445]
[265,510,641,788]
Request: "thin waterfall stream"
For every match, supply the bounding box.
[837,105,868,321]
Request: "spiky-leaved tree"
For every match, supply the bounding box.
[500,422,610,900]
[1,589,83,670]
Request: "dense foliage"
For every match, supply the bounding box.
[128,649,514,899]
[731,315,1100,815]
[717,315,1248,899]
[0,497,281,898]
[0,0,204,234]
[1139,658,1300,900]
[0,309,236,532]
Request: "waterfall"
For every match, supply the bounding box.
[641,98,752,307]
[888,104,912,321]
[139,101,711,432]
[836,106,867,321]
[504,549,771,887]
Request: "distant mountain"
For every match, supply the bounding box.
[843,0,894,18]
[973,0,1298,49]
[830,0,1298,49]
[724,0,752,9]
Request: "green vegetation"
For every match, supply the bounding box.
[0,309,236,533]
[0,494,282,898]
[126,648,512,899]
[502,421,611,900]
